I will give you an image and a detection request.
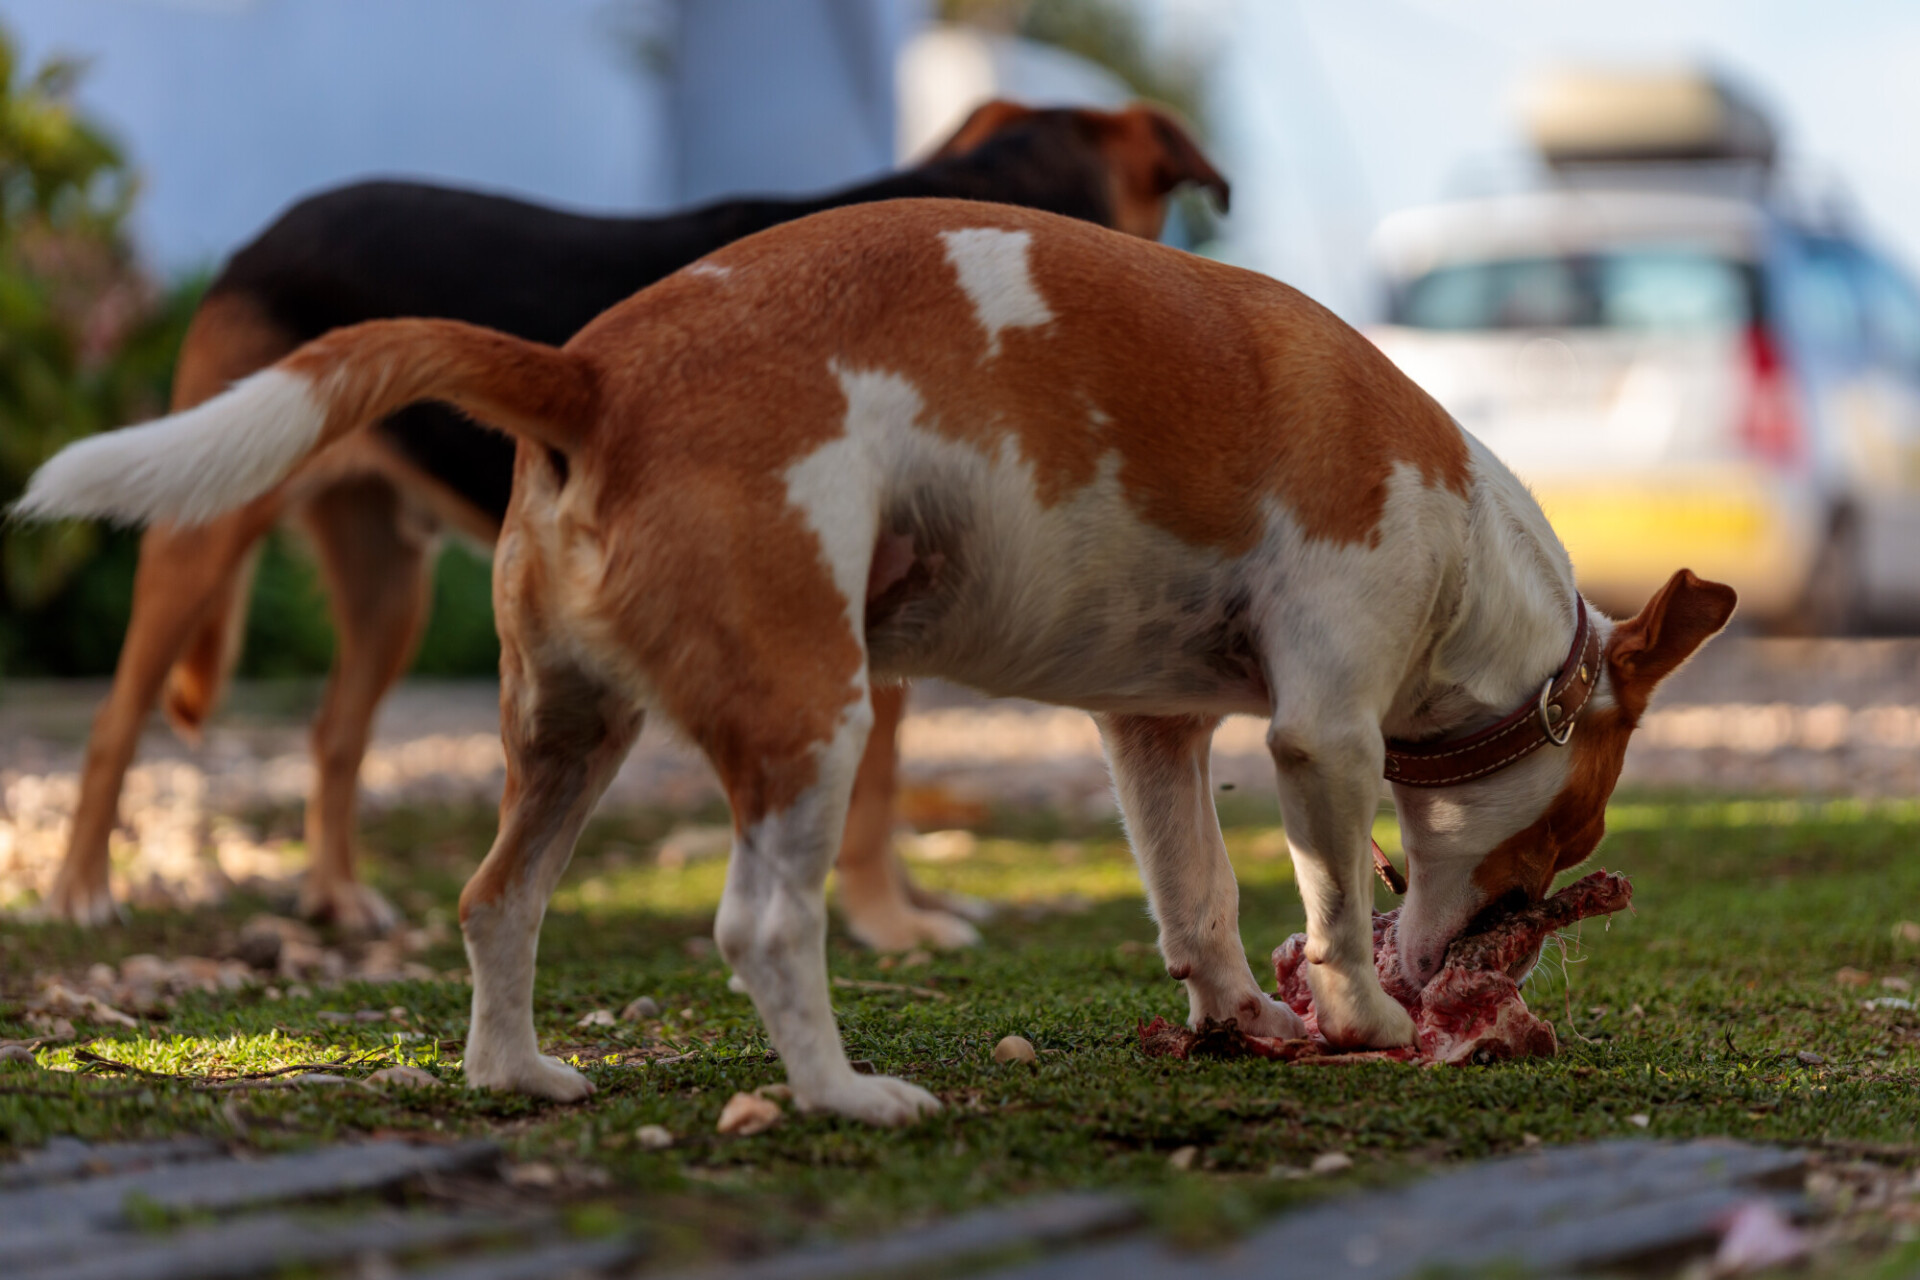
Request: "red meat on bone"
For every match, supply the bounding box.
[1139,870,1632,1065]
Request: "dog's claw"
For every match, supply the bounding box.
[298,878,400,936]
[1207,992,1308,1041]
[467,1053,595,1102]
[845,905,981,952]
[798,1073,941,1126]
[42,876,122,927]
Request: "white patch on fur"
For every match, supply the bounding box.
[688,263,732,280]
[15,369,322,527]
[784,364,899,636]
[939,228,1054,357]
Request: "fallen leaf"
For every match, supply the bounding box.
[1835,967,1873,988]
[365,1065,438,1089]
[1167,1145,1198,1170]
[717,1091,782,1136]
[1714,1199,1809,1274]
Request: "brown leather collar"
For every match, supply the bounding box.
[1383,597,1600,789]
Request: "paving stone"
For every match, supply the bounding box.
[649,1191,1141,1280]
[978,1140,1805,1280]
[14,1210,521,1280]
[401,1236,641,1280]
[0,1137,224,1190]
[0,1138,500,1260]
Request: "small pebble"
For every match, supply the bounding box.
[992,1035,1037,1065]
[0,1045,37,1068]
[365,1065,438,1089]
[1167,1145,1199,1170]
[506,1161,560,1188]
[316,1010,353,1024]
[353,1009,386,1024]
[1521,1133,1543,1147]
[290,1072,350,1086]
[1895,921,1920,945]
[634,1124,674,1150]
[1795,1050,1824,1066]
[620,996,661,1021]
[717,1091,783,1136]
[1882,976,1912,992]
[576,1009,616,1028]
[1627,1113,1652,1128]
[1311,1152,1354,1175]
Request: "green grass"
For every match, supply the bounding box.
[4,795,1919,1269]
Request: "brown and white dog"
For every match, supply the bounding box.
[41,100,1226,946]
[20,200,1735,1123]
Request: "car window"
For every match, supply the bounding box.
[1390,248,1753,333]
[1785,238,1868,358]
[1856,251,1920,374]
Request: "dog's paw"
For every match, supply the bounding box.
[1199,992,1308,1041]
[297,878,399,936]
[466,1053,596,1103]
[1310,966,1416,1050]
[906,883,996,924]
[844,904,981,952]
[798,1073,942,1126]
[43,873,122,928]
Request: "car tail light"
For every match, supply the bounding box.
[1739,325,1805,467]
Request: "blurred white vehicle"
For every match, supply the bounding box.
[1369,69,1920,632]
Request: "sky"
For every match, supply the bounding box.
[1209,0,1920,320]
[7,0,1915,329]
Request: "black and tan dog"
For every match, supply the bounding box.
[44,100,1228,941]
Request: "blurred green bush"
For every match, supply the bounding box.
[0,24,498,682]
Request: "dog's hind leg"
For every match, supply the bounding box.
[293,475,439,934]
[833,682,982,951]
[1099,713,1307,1039]
[47,499,284,924]
[46,292,298,925]
[459,656,641,1102]
[707,680,941,1126]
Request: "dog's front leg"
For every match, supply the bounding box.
[713,692,941,1126]
[1100,714,1307,1039]
[1267,713,1416,1050]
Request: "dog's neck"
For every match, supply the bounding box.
[1396,435,1582,744]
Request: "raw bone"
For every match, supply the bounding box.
[1140,870,1632,1065]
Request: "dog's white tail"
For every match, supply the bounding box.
[15,318,595,528]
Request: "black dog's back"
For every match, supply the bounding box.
[204,107,1184,521]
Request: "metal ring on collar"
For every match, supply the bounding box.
[1536,677,1575,747]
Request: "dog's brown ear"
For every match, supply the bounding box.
[1134,104,1231,213]
[928,99,1039,159]
[1606,569,1738,719]
[1094,103,1230,240]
